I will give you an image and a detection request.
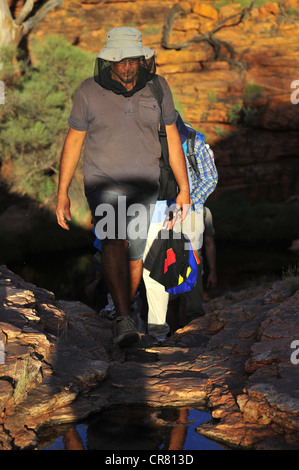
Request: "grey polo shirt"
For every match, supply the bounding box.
[68,75,177,195]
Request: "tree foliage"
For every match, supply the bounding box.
[0,35,95,203]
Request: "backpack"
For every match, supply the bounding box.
[148,76,200,201]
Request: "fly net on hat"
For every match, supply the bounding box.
[94,27,156,97]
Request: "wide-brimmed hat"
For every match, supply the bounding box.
[97,27,155,62]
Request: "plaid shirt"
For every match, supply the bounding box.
[183,133,218,213]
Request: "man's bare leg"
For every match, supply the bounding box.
[101,239,141,347]
[101,239,131,317]
[129,258,143,303]
[101,241,143,313]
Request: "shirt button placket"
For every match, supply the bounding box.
[125,97,134,115]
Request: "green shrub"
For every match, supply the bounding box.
[227,102,256,126]
[227,102,243,124]
[0,36,94,204]
[282,264,299,295]
[245,83,264,100]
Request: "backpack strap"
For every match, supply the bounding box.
[186,129,201,178]
[148,76,169,168]
[148,75,164,109]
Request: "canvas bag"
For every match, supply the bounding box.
[149,228,200,294]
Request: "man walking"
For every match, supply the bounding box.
[56,27,191,347]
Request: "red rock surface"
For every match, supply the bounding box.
[0,265,298,449]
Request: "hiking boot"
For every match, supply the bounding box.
[112,315,140,348]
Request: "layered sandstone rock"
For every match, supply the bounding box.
[0,265,109,449]
[0,265,298,450]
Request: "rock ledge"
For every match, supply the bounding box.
[0,265,298,450]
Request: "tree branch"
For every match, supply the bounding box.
[161,3,187,49]
[22,0,63,35]
[15,0,34,26]
[161,1,255,54]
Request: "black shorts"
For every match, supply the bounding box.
[86,188,158,261]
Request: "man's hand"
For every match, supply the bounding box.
[175,190,192,222]
[56,194,71,230]
[163,192,192,230]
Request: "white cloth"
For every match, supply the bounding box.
[143,207,203,339]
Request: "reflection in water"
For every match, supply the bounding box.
[39,406,226,451]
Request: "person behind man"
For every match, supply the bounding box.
[182,206,217,322]
[143,114,218,343]
[56,27,191,348]
[166,206,217,333]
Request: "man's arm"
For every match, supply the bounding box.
[56,127,87,230]
[165,123,191,220]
